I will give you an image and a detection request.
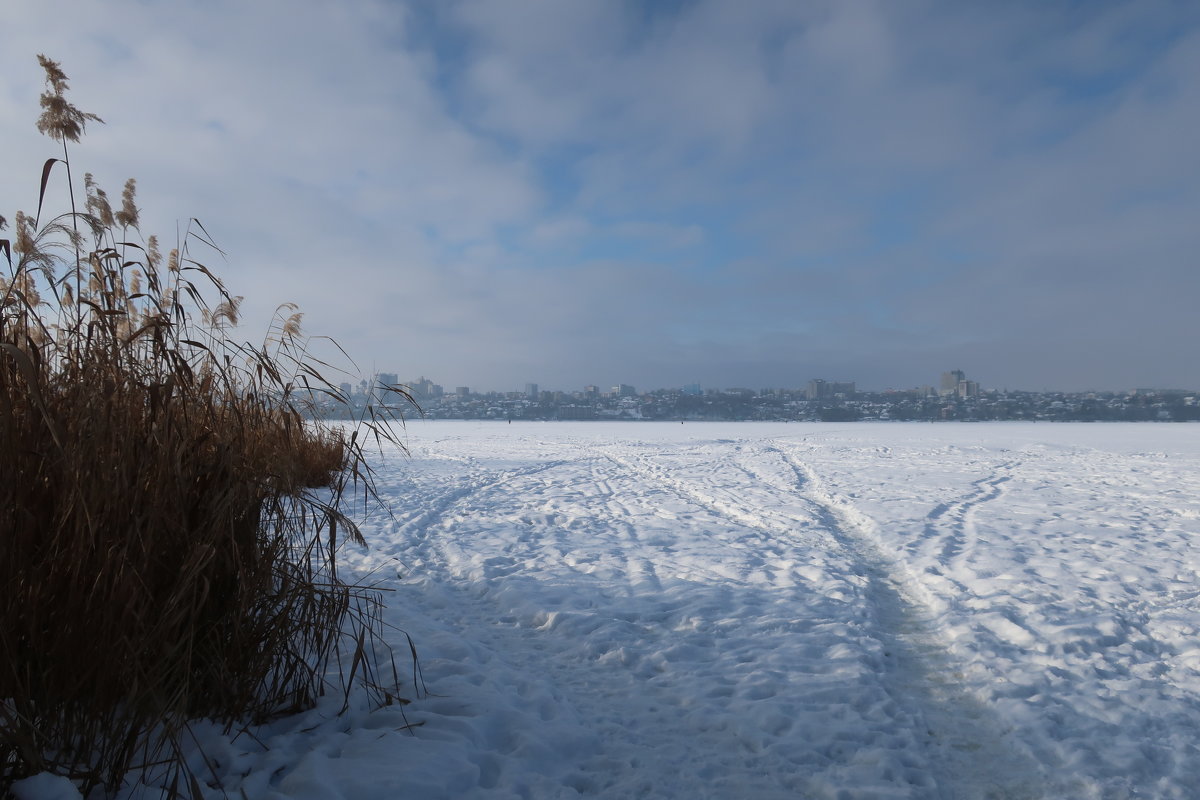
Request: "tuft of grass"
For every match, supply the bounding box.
[0,56,415,796]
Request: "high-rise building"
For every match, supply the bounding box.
[940,370,966,396]
[525,383,539,400]
[808,379,856,400]
[409,376,437,400]
[455,386,470,397]
[371,373,401,402]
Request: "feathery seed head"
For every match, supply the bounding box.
[92,191,115,229]
[115,178,139,229]
[14,272,42,307]
[283,312,304,338]
[147,235,162,269]
[13,212,37,256]
[212,295,243,328]
[36,55,68,94]
[35,55,103,143]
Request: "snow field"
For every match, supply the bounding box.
[19,421,1200,799]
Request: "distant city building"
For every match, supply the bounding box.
[613,384,636,398]
[937,369,982,399]
[557,404,597,421]
[367,372,402,402]
[683,383,702,396]
[455,386,470,397]
[807,379,856,400]
[584,385,599,398]
[940,370,966,397]
[408,376,440,400]
[525,383,539,400]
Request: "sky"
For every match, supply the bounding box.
[3,0,1199,393]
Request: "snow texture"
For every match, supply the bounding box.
[21,421,1200,799]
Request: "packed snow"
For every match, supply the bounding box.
[17,421,1200,799]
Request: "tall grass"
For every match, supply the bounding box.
[0,56,414,795]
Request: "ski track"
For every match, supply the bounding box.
[763,445,1043,800]
[73,422,1200,800]
[927,463,1016,570]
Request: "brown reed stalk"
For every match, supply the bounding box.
[0,56,415,797]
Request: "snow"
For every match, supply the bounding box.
[19,421,1200,799]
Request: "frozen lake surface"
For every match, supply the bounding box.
[32,422,1200,799]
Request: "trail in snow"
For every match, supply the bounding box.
[765,447,1042,799]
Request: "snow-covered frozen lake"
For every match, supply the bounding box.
[32,421,1200,800]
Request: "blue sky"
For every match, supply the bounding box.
[4,0,1199,392]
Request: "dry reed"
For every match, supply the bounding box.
[0,56,414,796]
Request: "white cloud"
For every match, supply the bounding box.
[3,0,1198,392]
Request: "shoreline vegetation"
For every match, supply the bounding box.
[1,57,414,796]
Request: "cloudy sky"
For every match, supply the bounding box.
[4,0,1198,393]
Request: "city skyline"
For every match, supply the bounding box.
[4,2,1198,393]
[356,368,1195,399]
[326,371,1198,424]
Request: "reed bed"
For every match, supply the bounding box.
[0,56,412,796]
